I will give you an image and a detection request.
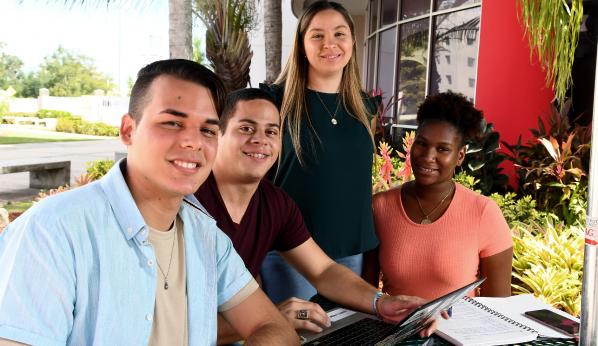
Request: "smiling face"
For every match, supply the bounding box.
[121,74,220,198]
[410,120,467,187]
[303,9,354,79]
[213,99,280,183]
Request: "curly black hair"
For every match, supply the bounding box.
[416,90,484,146]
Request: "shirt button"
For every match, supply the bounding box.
[127,227,133,233]
[146,314,153,321]
[148,260,154,266]
[141,229,147,236]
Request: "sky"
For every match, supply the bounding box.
[0,0,205,94]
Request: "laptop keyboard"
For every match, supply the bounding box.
[303,317,393,346]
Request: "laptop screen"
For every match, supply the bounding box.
[374,277,486,345]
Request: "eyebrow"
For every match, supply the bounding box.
[309,25,348,32]
[160,108,219,125]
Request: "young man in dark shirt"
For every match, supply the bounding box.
[194,88,445,345]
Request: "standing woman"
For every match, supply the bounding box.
[259,0,381,303]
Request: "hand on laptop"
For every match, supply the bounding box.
[276,297,332,333]
[377,295,450,337]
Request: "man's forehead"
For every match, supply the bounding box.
[235,99,280,123]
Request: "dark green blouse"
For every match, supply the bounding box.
[259,83,381,259]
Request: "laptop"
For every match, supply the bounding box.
[297,277,486,346]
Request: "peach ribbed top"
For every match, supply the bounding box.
[372,183,512,300]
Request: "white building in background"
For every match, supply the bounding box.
[247,0,298,86]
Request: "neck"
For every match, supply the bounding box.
[212,164,260,223]
[307,68,343,93]
[413,179,454,201]
[125,166,182,232]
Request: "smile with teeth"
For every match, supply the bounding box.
[245,152,268,159]
[419,165,436,172]
[323,54,341,58]
[173,160,198,169]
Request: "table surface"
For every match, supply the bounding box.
[309,295,578,346]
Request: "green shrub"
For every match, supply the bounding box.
[55,118,119,137]
[453,171,481,193]
[511,218,583,317]
[85,158,115,180]
[489,192,551,229]
[7,112,37,117]
[37,109,72,119]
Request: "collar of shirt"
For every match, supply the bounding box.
[100,159,213,245]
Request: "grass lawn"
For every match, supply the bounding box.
[0,130,101,144]
[2,201,34,213]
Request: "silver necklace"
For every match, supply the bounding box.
[313,89,341,125]
[414,181,454,225]
[156,220,177,290]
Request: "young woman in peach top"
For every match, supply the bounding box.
[362,91,513,300]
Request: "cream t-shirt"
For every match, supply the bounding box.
[146,216,259,346]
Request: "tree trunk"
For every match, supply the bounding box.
[264,0,282,84]
[169,0,193,59]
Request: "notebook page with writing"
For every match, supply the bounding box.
[435,298,538,346]
[474,294,579,339]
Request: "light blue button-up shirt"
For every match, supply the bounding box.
[0,161,252,346]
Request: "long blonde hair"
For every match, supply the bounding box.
[275,0,377,167]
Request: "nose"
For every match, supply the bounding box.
[420,146,436,162]
[180,127,203,151]
[323,36,337,49]
[250,130,268,146]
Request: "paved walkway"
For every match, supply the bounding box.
[0,138,127,205]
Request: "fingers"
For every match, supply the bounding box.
[275,297,331,332]
[418,317,439,338]
[440,310,450,320]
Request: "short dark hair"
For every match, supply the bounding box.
[219,88,278,133]
[128,59,228,123]
[416,90,484,146]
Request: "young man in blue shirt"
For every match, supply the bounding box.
[0,60,298,346]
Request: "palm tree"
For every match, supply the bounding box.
[193,0,258,91]
[263,0,281,84]
[37,0,193,60]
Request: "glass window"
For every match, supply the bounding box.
[446,75,452,84]
[429,6,481,101]
[396,18,429,125]
[445,55,451,64]
[435,0,481,12]
[469,78,475,87]
[367,37,377,90]
[376,27,397,115]
[400,0,430,20]
[468,57,475,67]
[369,0,379,34]
[381,0,398,27]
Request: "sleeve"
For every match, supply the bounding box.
[0,216,76,346]
[478,198,514,258]
[271,192,312,252]
[214,227,254,308]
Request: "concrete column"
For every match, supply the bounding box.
[93,90,105,96]
[38,88,50,111]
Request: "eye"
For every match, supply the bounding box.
[336,32,346,36]
[240,126,254,133]
[267,129,279,136]
[163,121,180,127]
[201,128,217,136]
[312,34,323,39]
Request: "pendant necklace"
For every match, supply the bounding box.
[414,181,454,225]
[156,219,177,290]
[313,89,341,125]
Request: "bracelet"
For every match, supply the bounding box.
[373,292,389,318]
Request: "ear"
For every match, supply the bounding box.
[120,113,135,146]
[456,145,467,167]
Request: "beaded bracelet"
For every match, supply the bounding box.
[373,292,389,318]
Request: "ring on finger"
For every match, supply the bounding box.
[297,310,309,320]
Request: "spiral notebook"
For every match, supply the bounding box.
[435,297,539,346]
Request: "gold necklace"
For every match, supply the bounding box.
[156,219,177,290]
[313,89,341,125]
[414,181,454,225]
